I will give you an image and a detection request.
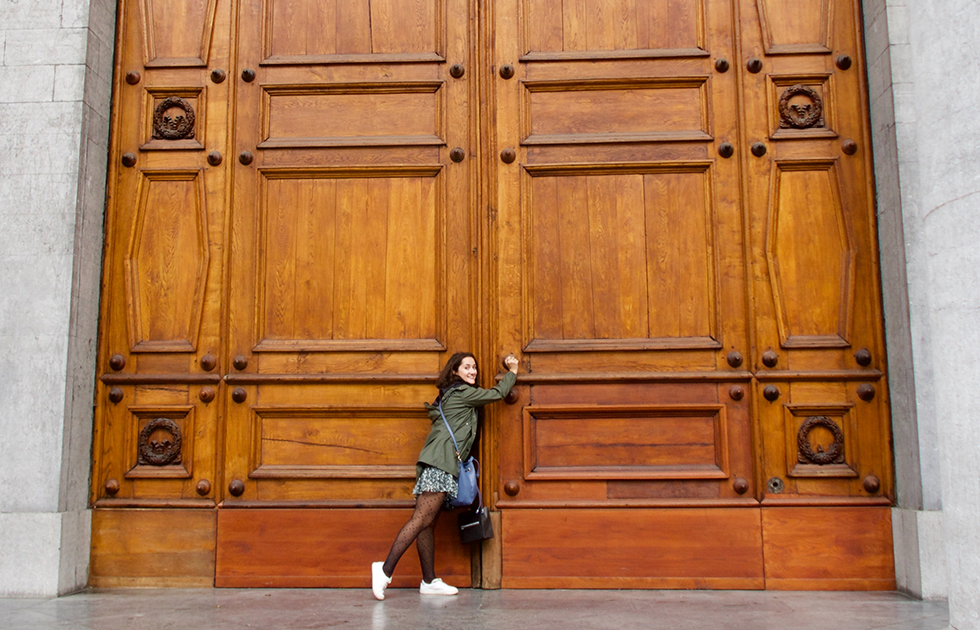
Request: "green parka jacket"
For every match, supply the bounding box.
[416,371,517,479]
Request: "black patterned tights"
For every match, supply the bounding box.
[382,491,445,583]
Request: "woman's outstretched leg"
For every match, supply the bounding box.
[382,492,445,577]
[416,508,441,584]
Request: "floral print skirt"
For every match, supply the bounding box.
[413,464,458,508]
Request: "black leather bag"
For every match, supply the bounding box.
[458,504,494,544]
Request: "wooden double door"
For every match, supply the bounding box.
[92,0,896,589]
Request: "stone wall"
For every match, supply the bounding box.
[0,0,114,596]
[866,0,980,625]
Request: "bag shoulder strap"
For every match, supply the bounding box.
[437,401,462,461]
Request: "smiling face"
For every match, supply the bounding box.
[454,356,478,385]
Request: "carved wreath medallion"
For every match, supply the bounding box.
[138,417,183,466]
[153,96,196,140]
[779,84,823,129]
[797,415,844,465]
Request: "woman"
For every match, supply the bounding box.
[372,352,519,599]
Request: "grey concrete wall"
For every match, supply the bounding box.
[906,0,980,625]
[867,0,980,622]
[0,0,114,596]
[863,0,947,601]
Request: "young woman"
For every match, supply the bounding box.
[372,352,519,599]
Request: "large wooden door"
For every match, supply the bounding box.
[91,0,894,590]
[213,0,480,586]
[490,0,895,589]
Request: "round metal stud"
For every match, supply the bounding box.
[715,58,730,73]
[108,387,124,403]
[105,479,120,496]
[763,385,780,402]
[733,477,749,494]
[762,350,778,368]
[207,151,223,166]
[836,54,853,70]
[718,142,734,158]
[842,139,858,155]
[854,348,872,366]
[499,64,515,79]
[200,354,217,371]
[233,355,249,370]
[238,151,254,165]
[109,354,126,371]
[729,385,744,401]
[746,58,763,73]
[232,387,248,403]
[196,479,212,496]
[241,68,256,82]
[863,475,881,494]
[121,153,137,167]
[504,481,520,496]
[857,383,876,402]
[199,386,216,403]
[727,351,743,368]
[125,71,141,85]
[751,142,768,157]
[500,148,516,163]
[767,477,784,494]
[504,389,520,405]
[228,479,246,497]
[210,68,227,83]
[449,64,465,78]
[450,147,465,163]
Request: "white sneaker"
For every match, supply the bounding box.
[419,578,458,595]
[372,562,391,600]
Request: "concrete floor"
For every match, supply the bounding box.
[0,589,949,630]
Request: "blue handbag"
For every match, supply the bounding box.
[437,401,479,507]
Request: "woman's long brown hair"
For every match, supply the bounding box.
[435,351,477,390]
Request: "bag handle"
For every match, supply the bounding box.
[437,401,462,462]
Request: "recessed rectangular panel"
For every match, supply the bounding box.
[766,161,854,347]
[762,507,896,590]
[250,407,428,478]
[125,170,209,352]
[523,405,728,479]
[261,84,443,148]
[526,164,717,351]
[502,508,764,588]
[256,168,441,351]
[90,509,216,587]
[524,79,710,144]
[264,0,443,63]
[523,0,705,59]
[758,0,833,54]
[139,0,218,66]
[216,509,470,587]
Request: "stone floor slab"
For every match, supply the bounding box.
[0,589,949,630]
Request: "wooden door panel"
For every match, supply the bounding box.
[497,383,754,505]
[93,385,219,506]
[125,169,210,352]
[766,159,854,348]
[254,170,440,349]
[263,0,443,63]
[216,508,471,587]
[741,0,885,374]
[526,167,718,350]
[523,0,706,58]
[92,0,231,510]
[139,0,220,67]
[501,508,764,589]
[758,379,891,501]
[756,0,833,54]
